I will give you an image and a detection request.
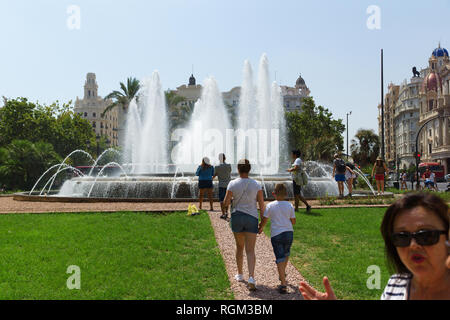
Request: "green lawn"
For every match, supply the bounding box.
[265,207,391,300]
[0,211,232,300]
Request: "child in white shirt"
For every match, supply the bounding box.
[258,183,296,294]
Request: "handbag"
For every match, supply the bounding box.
[291,164,308,186]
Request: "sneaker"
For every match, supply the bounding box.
[278,285,287,294]
[234,274,244,282]
[248,277,256,291]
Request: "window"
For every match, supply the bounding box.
[93,112,96,117]
[92,122,96,128]
[428,143,432,154]
[84,112,87,117]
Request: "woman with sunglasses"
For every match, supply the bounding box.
[299,193,449,300]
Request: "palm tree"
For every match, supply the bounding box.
[101,77,141,117]
[165,90,190,131]
[350,129,380,167]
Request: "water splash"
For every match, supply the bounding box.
[88,148,121,176]
[123,71,168,174]
[45,150,94,194]
[87,162,129,198]
[39,165,85,195]
[173,76,232,171]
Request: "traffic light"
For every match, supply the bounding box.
[415,151,421,163]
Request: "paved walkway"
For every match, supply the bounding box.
[208,210,305,300]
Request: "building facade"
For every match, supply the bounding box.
[393,76,422,169]
[379,44,450,175]
[380,83,400,166]
[417,44,450,174]
[171,73,310,113]
[280,75,311,112]
[74,73,119,147]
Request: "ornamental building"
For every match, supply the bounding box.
[378,44,450,175]
[417,44,450,174]
[170,73,310,113]
[74,73,119,147]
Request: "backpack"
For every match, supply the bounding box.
[335,159,346,173]
[292,162,308,186]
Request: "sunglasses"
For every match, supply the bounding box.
[391,230,447,247]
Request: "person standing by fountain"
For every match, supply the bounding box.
[332,153,348,198]
[371,157,388,195]
[213,153,232,220]
[287,150,311,213]
[223,159,265,291]
[345,162,357,197]
[196,157,214,211]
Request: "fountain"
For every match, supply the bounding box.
[17,54,378,202]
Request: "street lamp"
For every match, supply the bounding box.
[96,135,100,158]
[346,111,352,161]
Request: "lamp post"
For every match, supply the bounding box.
[96,135,100,159]
[346,111,352,160]
[381,49,385,161]
[414,115,450,190]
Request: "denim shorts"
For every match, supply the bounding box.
[230,211,258,234]
[218,187,227,202]
[271,231,293,264]
[335,174,346,182]
[198,180,213,189]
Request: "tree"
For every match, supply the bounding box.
[350,129,380,167]
[166,90,189,132]
[0,140,61,190]
[0,97,95,157]
[101,77,140,117]
[285,97,345,161]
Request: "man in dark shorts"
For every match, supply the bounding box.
[332,153,347,198]
[214,153,232,219]
[287,150,311,213]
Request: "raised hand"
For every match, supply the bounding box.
[299,277,337,300]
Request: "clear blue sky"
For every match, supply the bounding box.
[0,0,449,143]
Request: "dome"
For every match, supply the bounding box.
[421,72,442,93]
[432,46,448,58]
[295,75,305,87]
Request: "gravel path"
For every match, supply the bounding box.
[208,210,306,300]
[0,196,391,215]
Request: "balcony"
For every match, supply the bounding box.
[419,109,439,123]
